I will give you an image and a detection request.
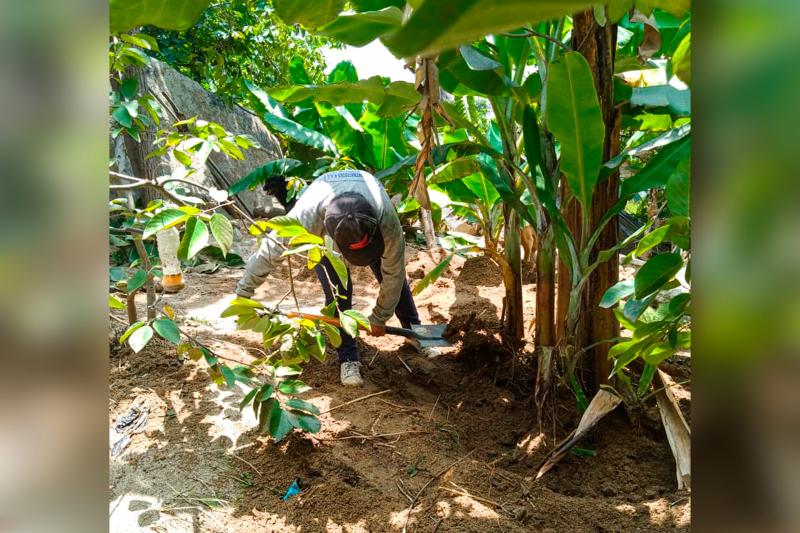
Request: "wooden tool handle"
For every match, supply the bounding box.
[284,311,371,331]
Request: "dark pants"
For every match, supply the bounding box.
[314,257,420,362]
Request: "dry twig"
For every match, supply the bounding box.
[401,449,476,533]
[319,389,391,415]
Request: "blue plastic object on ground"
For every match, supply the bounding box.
[281,479,301,501]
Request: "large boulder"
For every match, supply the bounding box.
[113,58,284,217]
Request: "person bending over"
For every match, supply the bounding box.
[236,169,439,386]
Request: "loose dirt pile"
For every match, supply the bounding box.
[109,245,690,532]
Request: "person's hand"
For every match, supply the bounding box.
[370,322,386,336]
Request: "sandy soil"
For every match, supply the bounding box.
[109,244,690,532]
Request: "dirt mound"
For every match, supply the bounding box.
[456,255,503,287]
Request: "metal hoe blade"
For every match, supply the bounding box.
[410,324,450,347]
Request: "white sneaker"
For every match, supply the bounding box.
[340,361,364,386]
[406,338,441,359]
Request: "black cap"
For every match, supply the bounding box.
[324,192,384,266]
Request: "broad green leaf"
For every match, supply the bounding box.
[261,110,338,155]
[278,379,311,395]
[630,85,691,116]
[254,383,275,403]
[111,105,133,128]
[220,365,237,387]
[127,269,147,293]
[221,305,257,318]
[638,363,657,396]
[265,216,308,238]
[109,294,126,309]
[249,221,270,237]
[270,78,418,116]
[481,159,537,228]
[669,293,690,316]
[152,318,181,344]
[289,233,324,246]
[177,217,209,261]
[642,342,675,366]
[209,214,233,257]
[608,0,634,23]
[129,324,153,353]
[325,248,349,288]
[635,0,690,18]
[462,172,499,207]
[620,134,691,200]
[339,312,359,338]
[623,294,657,323]
[239,388,259,411]
[273,0,345,28]
[109,266,126,282]
[545,52,605,211]
[275,364,303,377]
[343,310,371,330]
[318,7,403,47]
[634,224,671,257]
[228,159,307,195]
[268,402,295,442]
[522,105,544,178]
[670,32,691,86]
[119,321,145,344]
[119,78,137,100]
[428,158,481,185]
[290,412,321,433]
[382,0,595,58]
[110,0,211,33]
[634,253,683,299]
[143,208,188,238]
[321,322,342,348]
[230,297,266,309]
[602,124,690,176]
[201,346,218,366]
[609,338,644,373]
[351,0,404,10]
[460,44,503,71]
[281,243,318,257]
[666,159,690,217]
[438,48,509,97]
[375,140,497,180]
[599,279,635,308]
[412,254,454,296]
[285,398,321,415]
[119,33,159,51]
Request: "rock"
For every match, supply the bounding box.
[601,483,616,497]
[114,58,284,218]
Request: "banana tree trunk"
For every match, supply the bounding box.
[573,10,621,391]
[503,211,524,345]
[535,226,556,347]
[556,182,583,345]
[412,57,439,250]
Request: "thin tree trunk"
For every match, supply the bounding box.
[419,206,437,248]
[133,236,156,321]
